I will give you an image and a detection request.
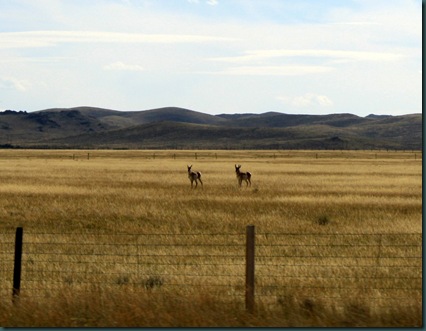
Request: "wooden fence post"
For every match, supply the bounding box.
[246,225,255,313]
[12,227,23,304]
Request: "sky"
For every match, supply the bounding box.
[0,0,422,116]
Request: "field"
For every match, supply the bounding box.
[0,149,422,327]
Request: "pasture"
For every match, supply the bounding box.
[0,149,422,327]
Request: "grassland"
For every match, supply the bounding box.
[0,149,422,327]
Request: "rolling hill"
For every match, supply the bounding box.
[0,106,422,150]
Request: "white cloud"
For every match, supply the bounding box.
[103,61,144,71]
[0,31,235,49]
[208,49,404,64]
[188,0,218,5]
[0,57,71,64]
[0,77,30,91]
[206,0,218,5]
[206,65,333,76]
[330,22,381,26]
[277,93,334,108]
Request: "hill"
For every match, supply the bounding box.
[0,107,421,150]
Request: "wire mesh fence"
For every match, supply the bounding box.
[0,228,422,310]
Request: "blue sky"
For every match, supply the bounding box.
[0,0,421,116]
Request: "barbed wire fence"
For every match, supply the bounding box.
[0,149,422,161]
[0,227,422,312]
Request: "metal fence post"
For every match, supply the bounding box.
[13,227,23,304]
[245,225,255,313]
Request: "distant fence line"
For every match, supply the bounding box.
[1,227,422,312]
[0,149,423,161]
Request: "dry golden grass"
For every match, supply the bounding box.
[0,149,422,327]
[0,287,421,327]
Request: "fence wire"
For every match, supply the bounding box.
[0,230,422,309]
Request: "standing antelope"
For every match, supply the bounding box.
[235,164,251,187]
[187,165,203,189]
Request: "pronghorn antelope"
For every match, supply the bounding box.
[235,164,251,187]
[187,165,203,189]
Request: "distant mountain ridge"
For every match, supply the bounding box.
[0,106,421,150]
